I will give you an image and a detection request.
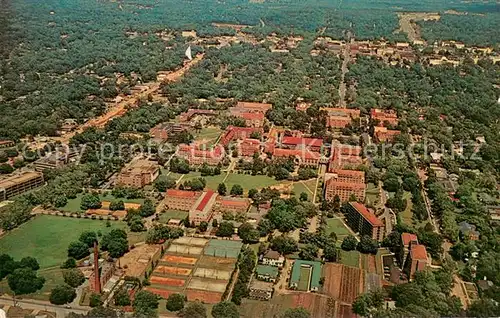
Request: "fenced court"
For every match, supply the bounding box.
[150,276,186,287]
[161,255,198,265]
[167,244,203,255]
[193,267,232,280]
[188,278,227,293]
[154,265,192,276]
[186,289,224,304]
[198,255,237,271]
[203,239,243,258]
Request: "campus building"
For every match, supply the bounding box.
[229,102,271,128]
[89,261,115,292]
[164,189,202,211]
[320,107,361,129]
[219,126,263,146]
[280,136,323,152]
[116,159,159,188]
[0,172,44,201]
[0,140,15,148]
[400,232,419,265]
[344,202,385,241]
[33,147,80,172]
[179,109,217,122]
[261,250,285,268]
[370,108,399,127]
[214,196,251,215]
[150,122,191,140]
[289,260,321,292]
[329,143,363,171]
[249,279,274,301]
[189,190,218,226]
[273,148,322,167]
[255,265,279,283]
[404,244,428,280]
[176,144,225,166]
[374,126,401,143]
[239,138,261,158]
[324,170,366,202]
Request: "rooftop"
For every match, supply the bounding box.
[281,137,323,148]
[0,171,43,189]
[264,250,282,260]
[350,202,384,227]
[290,260,322,289]
[401,233,418,246]
[256,265,279,278]
[195,190,217,212]
[410,244,428,260]
[166,189,200,198]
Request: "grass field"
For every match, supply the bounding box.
[339,250,360,268]
[400,191,413,225]
[325,218,351,240]
[365,182,380,207]
[0,215,146,268]
[298,267,311,291]
[293,179,317,202]
[59,193,145,213]
[0,267,64,301]
[159,209,189,222]
[194,127,222,146]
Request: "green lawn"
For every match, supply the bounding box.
[298,267,311,291]
[365,182,380,207]
[59,193,145,213]
[340,250,360,268]
[0,267,64,301]
[400,191,413,225]
[0,215,145,268]
[194,127,222,146]
[293,179,317,202]
[158,209,189,222]
[325,218,351,239]
[181,172,226,190]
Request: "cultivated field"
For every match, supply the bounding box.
[0,215,142,268]
[241,294,336,318]
[322,263,364,304]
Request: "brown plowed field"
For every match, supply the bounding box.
[161,255,197,265]
[367,255,376,273]
[337,304,356,318]
[322,263,343,300]
[154,265,191,276]
[292,293,335,318]
[186,289,223,304]
[150,276,186,287]
[340,265,363,303]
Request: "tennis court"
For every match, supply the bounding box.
[167,244,203,255]
[154,265,191,276]
[203,239,243,258]
[188,278,227,293]
[173,237,209,246]
[161,255,198,265]
[298,266,312,291]
[193,267,232,280]
[150,276,186,287]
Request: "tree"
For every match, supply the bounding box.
[181,301,207,318]
[357,235,379,254]
[230,184,243,196]
[133,290,159,315]
[216,221,234,237]
[323,242,339,262]
[212,301,239,318]
[61,258,77,269]
[281,307,311,318]
[299,244,318,260]
[154,176,176,192]
[212,219,218,228]
[89,293,103,307]
[139,199,155,217]
[238,223,260,244]
[7,267,45,299]
[217,183,227,195]
[109,200,125,211]
[166,293,185,312]
[80,193,102,210]
[54,195,68,208]
[341,235,358,251]
[67,241,90,260]
[79,231,98,247]
[114,288,131,306]
[299,192,308,202]
[248,188,258,199]
[352,290,384,316]
[19,257,40,271]
[49,284,76,305]
[198,221,208,233]
[270,236,298,255]
[63,269,85,288]
[0,163,14,174]
[467,299,500,318]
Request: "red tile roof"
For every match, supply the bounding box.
[195,190,216,212]
[241,112,265,121]
[410,244,427,260]
[282,137,323,148]
[351,202,383,227]
[273,148,321,160]
[401,233,418,246]
[166,189,198,198]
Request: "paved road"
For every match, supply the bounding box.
[0,297,88,318]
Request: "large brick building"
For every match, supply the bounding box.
[164,189,201,211]
[324,169,366,202]
[176,144,225,166]
[344,202,385,241]
[0,172,44,201]
[374,126,401,143]
[329,143,363,171]
[370,108,398,127]
[280,137,323,152]
[189,190,218,225]
[239,138,261,158]
[215,196,251,215]
[404,244,428,280]
[321,107,361,129]
[179,109,217,122]
[273,148,322,168]
[116,160,159,188]
[220,126,263,146]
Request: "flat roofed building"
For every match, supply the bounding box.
[324,170,366,202]
[281,137,323,152]
[374,126,401,143]
[116,159,159,188]
[273,148,322,168]
[344,202,385,241]
[215,196,251,215]
[262,250,285,268]
[0,172,44,201]
[256,265,279,282]
[189,190,218,225]
[164,189,202,211]
[404,244,428,280]
[249,279,274,301]
[177,144,225,166]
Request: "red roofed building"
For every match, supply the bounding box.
[220,126,263,146]
[235,102,272,113]
[344,202,385,241]
[240,138,261,157]
[324,169,366,202]
[179,109,217,122]
[371,108,398,127]
[189,190,218,225]
[374,126,401,143]
[177,144,225,166]
[321,107,361,129]
[164,189,202,211]
[240,112,265,128]
[215,196,251,214]
[281,137,323,152]
[404,244,428,280]
[329,143,363,171]
[273,148,321,167]
[400,233,419,265]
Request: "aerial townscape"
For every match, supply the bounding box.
[0,0,499,317]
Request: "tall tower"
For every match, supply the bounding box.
[93,241,101,294]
